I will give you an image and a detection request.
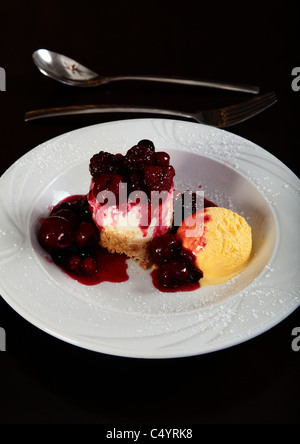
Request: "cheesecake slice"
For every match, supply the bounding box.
[88,140,175,268]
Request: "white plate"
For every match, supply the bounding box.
[1,119,299,358]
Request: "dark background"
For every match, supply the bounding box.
[0,0,299,425]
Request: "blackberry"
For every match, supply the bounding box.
[144,165,175,194]
[89,151,120,178]
[123,145,154,171]
[138,139,155,152]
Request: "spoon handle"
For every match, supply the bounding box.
[102,75,259,94]
[24,104,194,122]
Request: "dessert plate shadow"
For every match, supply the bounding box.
[0,119,299,358]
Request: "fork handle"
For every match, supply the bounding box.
[24,104,194,122]
[103,75,260,94]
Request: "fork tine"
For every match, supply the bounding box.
[225,92,276,116]
[221,92,277,127]
[224,101,277,126]
[226,102,276,125]
[225,92,277,118]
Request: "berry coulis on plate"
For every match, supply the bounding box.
[39,194,129,286]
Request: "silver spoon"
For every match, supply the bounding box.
[33,49,259,94]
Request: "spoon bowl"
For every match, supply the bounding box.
[32,49,260,93]
[33,49,102,87]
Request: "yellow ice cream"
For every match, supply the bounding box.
[177,207,252,286]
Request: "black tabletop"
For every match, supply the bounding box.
[0,1,299,426]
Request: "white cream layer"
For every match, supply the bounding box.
[88,182,174,239]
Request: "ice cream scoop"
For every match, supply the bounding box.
[177,207,252,286]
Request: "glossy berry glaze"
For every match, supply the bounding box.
[39,195,128,285]
[37,139,217,292]
[150,193,216,292]
[150,233,203,292]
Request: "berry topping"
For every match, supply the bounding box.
[89,151,120,178]
[123,145,154,171]
[150,233,181,265]
[88,140,174,201]
[180,248,196,265]
[127,171,146,194]
[158,259,189,288]
[38,140,185,288]
[52,196,91,221]
[75,222,99,248]
[186,265,203,283]
[93,174,124,205]
[38,195,101,279]
[38,216,73,252]
[52,249,70,266]
[50,208,79,229]
[144,165,175,193]
[54,201,72,211]
[81,257,97,275]
[66,254,82,272]
[154,151,170,166]
[150,232,203,290]
[138,139,155,152]
[77,197,93,221]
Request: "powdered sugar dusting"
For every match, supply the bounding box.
[0,119,299,358]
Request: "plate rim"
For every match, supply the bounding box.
[1,118,299,358]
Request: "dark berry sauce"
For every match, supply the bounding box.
[39,194,128,286]
[60,246,128,286]
[38,139,218,293]
[38,192,216,291]
[151,268,200,293]
[149,233,203,292]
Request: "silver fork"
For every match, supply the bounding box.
[24,92,277,128]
